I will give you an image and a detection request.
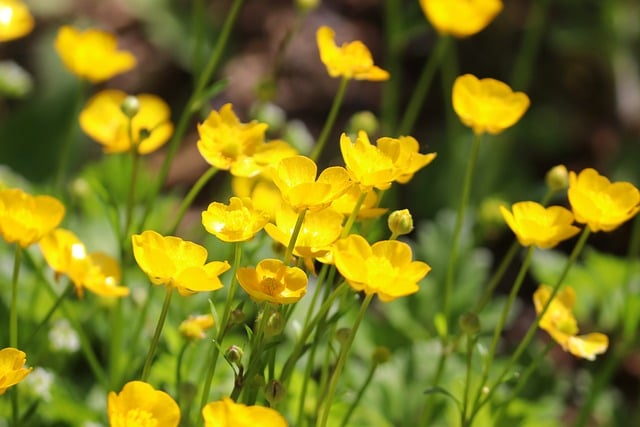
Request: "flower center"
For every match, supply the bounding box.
[261,277,285,296]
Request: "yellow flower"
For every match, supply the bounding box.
[377,135,437,184]
[237,259,307,304]
[0,188,65,247]
[232,176,283,220]
[533,285,608,361]
[420,0,503,38]
[452,74,530,135]
[132,230,230,296]
[265,204,343,260]
[333,234,431,302]
[0,0,34,42]
[0,347,32,395]
[39,228,129,298]
[340,131,398,191]
[202,397,287,427]
[54,26,136,83]
[499,201,581,249]
[316,25,389,81]
[108,380,180,427]
[79,89,173,155]
[179,314,215,340]
[202,197,270,242]
[271,155,352,212]
[330,186,387,219]
[568,168,640,232]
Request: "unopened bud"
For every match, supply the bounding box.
[295,0,320,13]
[265,311,285,338]
[264,379,286,406]
[371,346,391,365]
[231,308,246,325]
[225,345,244,365]
[347,111,379,136]
[336,327,351,346]
[120,95,140,119]
[545,164,569,192]
[388,209,414,237]
[459,312,480,336]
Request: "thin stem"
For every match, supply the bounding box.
[397,36,449,135]
[123,149,141,243]
[380,0,402,133]
[141,287,174,381]
[317,293,374,427]
[460,334,476,425]
[25,282,74,347]
[341,191,367,238]
[339,360,380,427]
[167,167,218,235]
[54,80,85,193]
[176,341,190,406]
[284,209,307,264]
[10,245,22,348]
[310,76,349,162]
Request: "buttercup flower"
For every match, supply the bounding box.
[40,228,129,298]
[202,397,287,427]
[237,259,307,304]
[232,176,283,220]
[568,168,640,232]
[179,314,215,340]
[132,230,230,296]
[452,74,530,135]
[108,380,180,427]
[377,135,437,184]
[316,25,389,81]
[333,234,431,302]
[54,26,136,83]
[0,188,65,247]
[330,186,387,219]
[499,201,580,249]
[420,0,503,38]
[271,155,352,212]
[340,131,398,191]
[202,197,270,242]
[79,89,174,155]
[534,285,608,361]
[0,347,32,395]
[0,0,34,42]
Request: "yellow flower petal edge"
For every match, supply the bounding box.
[202,397,288,427]
[179,314,215,341]
[202,197,270,242]
[568,168,640,232]
[0,347,32,395]
[237,259,308,305]
[316,25,389,81]
[108,380,180,427]
[452,74,530,135]
[0,0,34,42]
[420,0,503,38]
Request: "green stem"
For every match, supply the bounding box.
[284,209,307,264]
[310,76,349,162]
[141,287,174,381]
[54,80,85,193]
[25,282,74,348]
[317,293,374,427]
[10,245,22,349]
[176,341,190,405]
[397,36,449,135]
[461,334,477,425]
[123,149,141,243]
[341,191,367,238]
[339,360,380,427]
[167,167,218,235]
[380,0,402,133]
[191,0,206,78]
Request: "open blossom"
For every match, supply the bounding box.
[54,26,136,83]
[452,74,530,135]
[271,155,352,212]
[376,135,437,184]
[132,230,230,296]
[316,25,389,81]
[0,347,32,395]
[568,168,640,232]
[499,201,581,249]
[108,381,180,427]
[202,397,287,427]
[420,0,503,38]
[340,131,398,191]
[237,259,307,305]
[79,89,173,155]
[0,0,34,42]
[330,186,387,219]
[39,228,128,298]
[534,285,608,361]
[0,188,65,247]
[333,234,431,302]
[202,197,270,242]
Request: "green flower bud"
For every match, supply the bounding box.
[231,308,246,325]
[225,345,244,365]
[265,311,285,338]
[264,379,286,406]
[252,102,286,132]
[546,164,569,192]
[459,312,481,336]
[371,346,391,365]
[347,111,379,136]
[336,327,351,346]
[120,95,140,119]
[388,209,414,237]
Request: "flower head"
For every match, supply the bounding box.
[533,285,608,361]
[202,397,287,427]
[179,314,215,340]
[340,131,398,191]
[54,26,136,83]
[79,89,173,155]
[232,176,283,220]
[132,230,230,296]
[499,201,581,249]
[0,188,65,247]
[333,234,431,302]
[0,347,32,395]
[568,168,640,232]
[40,229,128,298]
[330,186,387,219]
[376,135,437,184]
[420,0,503,38]
[237,259,307,304]
[316,25,389,81]
[202,197,270,242]
[452,74,530,135]
[271,155,352,212]
[108,380,180,427]
[0,0,34,42]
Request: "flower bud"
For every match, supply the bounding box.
[265,311,285,338]
[336,327,351,346]
[264,379,286,406]
[347,111,379,136]
[371,346,391,365]
[388,209,414,237]
[225,345,244,365]
[231,308,246,325]
[120,95,140,119]
[458,312,480,336]
[179,314,215,341]
[252,102,286,132]
[545,164,569,192]
[296,0,320,13]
